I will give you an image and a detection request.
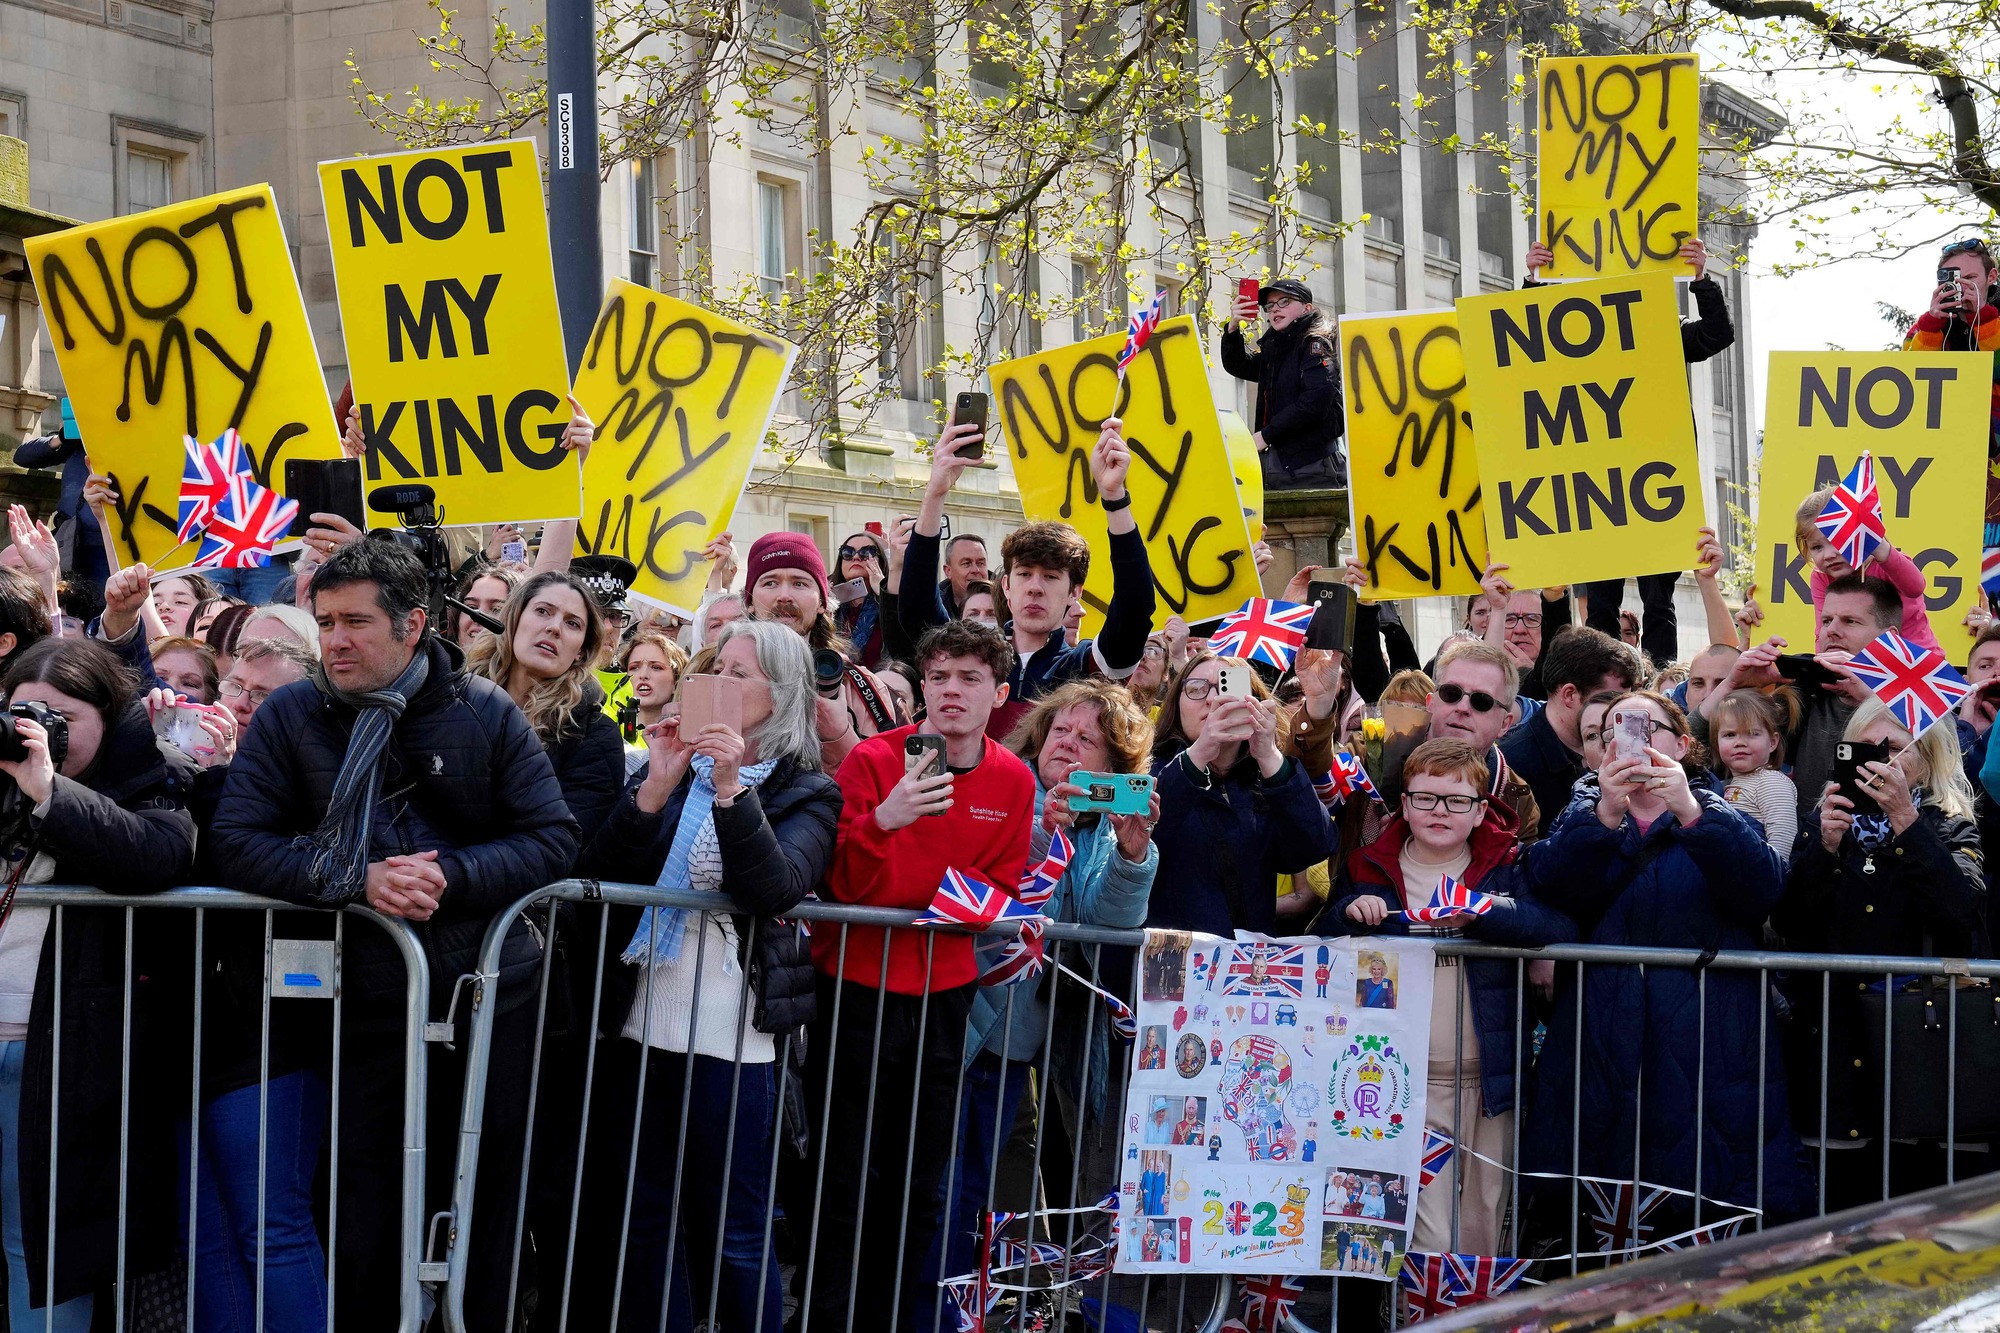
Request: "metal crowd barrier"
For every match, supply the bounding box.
[2,885,431,1333]
[407,885,2000,1333]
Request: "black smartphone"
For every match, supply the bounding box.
[1775,653,1842,694]
[1833,740,1890,817]
[1304,580,1356,654]
[952,391,989,461]
[284,458,365,537]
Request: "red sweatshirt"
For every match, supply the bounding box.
[817,724,1036,994]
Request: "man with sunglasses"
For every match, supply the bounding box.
[1427,640,1541,839]
[1223,278,1345,489]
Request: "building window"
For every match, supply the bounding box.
[113,119,202,214]
[0,93,23,140]
[878,236,932,402]
[628,156,657,288]
[1156,275,1185,317]
[1072,260,1099,341]
[757,177,799,298]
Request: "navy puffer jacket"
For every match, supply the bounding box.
[213,637,580,1019]
[1520,775,1813,1223]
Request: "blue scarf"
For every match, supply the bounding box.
[621,753,779,967]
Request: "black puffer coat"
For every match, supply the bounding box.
[212,637,579,1019]
[1219,317,1344,472]
[541,679,628,847]
[17,699,198,1307]
[579,756,840,1039]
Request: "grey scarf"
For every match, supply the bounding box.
[294,646,431,905]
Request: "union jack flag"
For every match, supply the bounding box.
[1104,991,1137,1040]
[1117,289,1169,372]
[1016,829,1073,908]
[1658,1214,1748,1250]
[1814,452,1888,569]
[1398,1252,1459,1322]
[1581,1179,1673,1255]
[190,471,298,570]
[1324,752,1382,808]
[917,868,1035,931]
[1209,598,1315,670]
[1983,547,2000,598]
[1238,1273,1304,1332]
[1403,873,1497,925]
[1418,1128,1455,1191]
[1222,943,1305,997]
[1443,1253,1531,1305]
[177,429,253,543]
[1846,629,1970,737]
[980,916,1047,988]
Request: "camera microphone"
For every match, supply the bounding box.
[367,483,437,514]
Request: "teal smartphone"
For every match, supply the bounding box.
[1066,772,1154,815]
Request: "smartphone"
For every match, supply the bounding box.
[1303,580,1356,654]
[952,391,989,461]
[1067,772,1154,815]
[1216,663,1254,699]
[500,538,527,564]
[153,703,206,759]
[1833,740,1890,817]
[676,674,742,736]
[865,520,885,538]
[905,733,948,780]
[1237,277,1261,310]
[829,577,868,607]
[1940,267,1964,309]
[1776,653,1842,693]
[284,458,365,538]
[1611,709,1653,766]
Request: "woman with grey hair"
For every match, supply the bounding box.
[567,617,841,1332]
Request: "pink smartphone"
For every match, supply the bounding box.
[676,674,742,735]
[1612,710,1651,766]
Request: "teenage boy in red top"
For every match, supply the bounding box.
[802,618,1035,1332]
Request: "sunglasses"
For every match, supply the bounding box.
[837,545,880,561]
[1943,238,1992,258]
[1433,682,1501,713]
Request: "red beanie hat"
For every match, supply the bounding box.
[744,531,830,603]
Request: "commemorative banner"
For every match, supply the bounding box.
[1116,932,1434,1279]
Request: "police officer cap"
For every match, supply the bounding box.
[569,554,638,614]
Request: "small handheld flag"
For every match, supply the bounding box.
[1116,290,1168,376]
[1814,452,1888,570]
[1324,752,1383,808]
[1846,629,1970,737]
[190,471,299,570]
[1402,873,1497,924]
[917,868,1037,931]
[1982,546,2000,599]
[177,429,253,543]
[1418,1128,1455,1191]
[1209,598,1315,670]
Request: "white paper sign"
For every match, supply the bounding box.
[1113,931,1434,1279]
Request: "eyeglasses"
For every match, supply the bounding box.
[837,545,880,561]
[1433,682,1501,713]
[1503,612,1543,629]
[1943,239,1992,259]
[1181,679,1235,701]
[1403,791,1483,814]
[1613,715,1676,737]
[218,680,272,708]
[1261,297,1303,313]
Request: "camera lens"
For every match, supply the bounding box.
[812,649,846,697]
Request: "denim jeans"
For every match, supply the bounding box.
[0,1040,93,1332]
[178,1070,329,1333]
[204,563,292,606]
[616,1047,783,1333]
[932,1053,1032,1333]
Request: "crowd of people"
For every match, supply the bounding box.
[0,242,1990,1333]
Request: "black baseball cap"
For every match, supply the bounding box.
[1258,278,1315,306]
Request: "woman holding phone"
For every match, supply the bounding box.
[1144,652,1335,936]
[1522,689,1811,1237]
[1775,698,1985,1209]
[569,618,840,1333]
[831,530,889,668]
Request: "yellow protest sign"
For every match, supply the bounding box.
[316,140,578,528]
[1537,54,1699,281]
[1220,410,1264,542]
[991,315,1258,631]
[570,281,796,615]
[1755,352,1987,649]
[1338,309,1485,599]
[1456,273,1700,588]
[25,184,341,568]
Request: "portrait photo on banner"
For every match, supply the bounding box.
[1536,53,1700,281]
[317,139,581,529]
[1457,272,1704,589]
[990,315,1260,634]
[25,183,344,569]
[1754,351,1989,649]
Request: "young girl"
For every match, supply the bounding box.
[1794,485,1939,651]
[1710,688,1799,859]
